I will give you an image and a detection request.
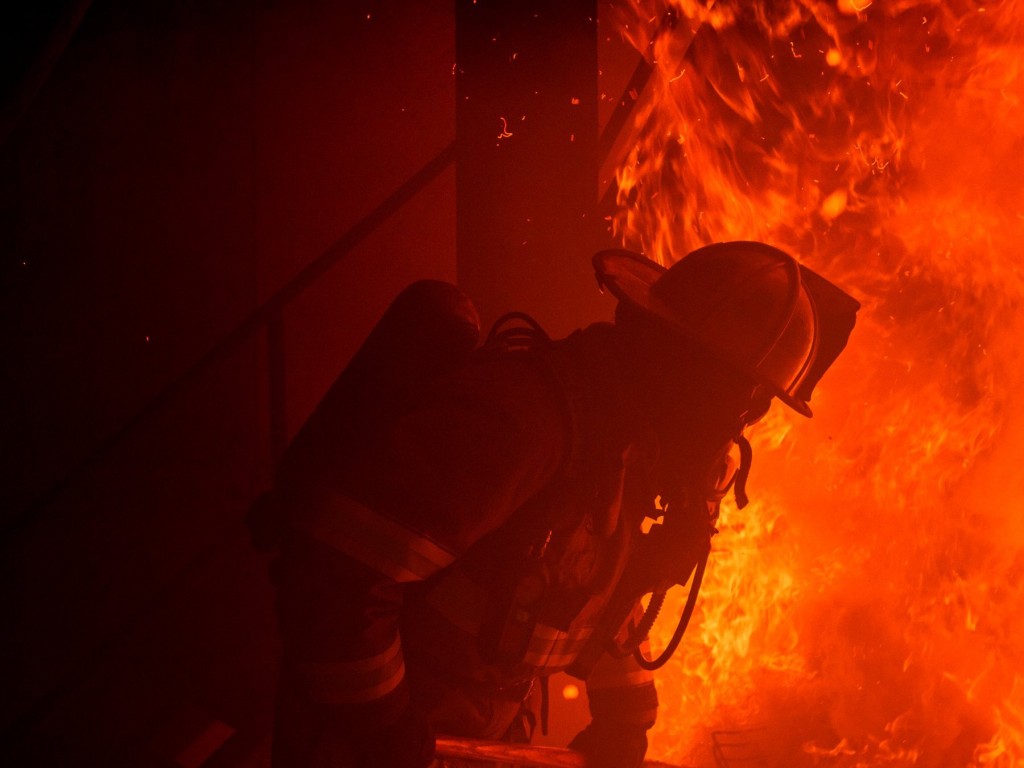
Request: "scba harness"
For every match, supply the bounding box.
[477,310,760,677]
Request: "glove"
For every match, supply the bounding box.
[569,720,649,768]
[348,705,435,768]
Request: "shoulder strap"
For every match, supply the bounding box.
[537,323,629,483]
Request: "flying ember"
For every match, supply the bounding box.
[609,1,1024,766]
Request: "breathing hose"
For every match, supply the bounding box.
[633,551,709,671]
[631,589,667,646]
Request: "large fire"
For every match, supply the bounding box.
[609,1,1024,765]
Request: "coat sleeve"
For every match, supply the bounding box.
[273,355,569,728]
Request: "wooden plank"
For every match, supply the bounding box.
[436,735,686,767]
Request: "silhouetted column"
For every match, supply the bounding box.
[456,0,603,336]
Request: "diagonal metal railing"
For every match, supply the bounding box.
[3,5,703,545]
[2,142,456,544]
[0,0,94,150]
[0,8,712,760]
[0,141,457,761]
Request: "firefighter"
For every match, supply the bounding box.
[257,241,859,768]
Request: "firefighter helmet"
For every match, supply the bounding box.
[593,241,859,417]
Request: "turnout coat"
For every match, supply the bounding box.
[266,320,661,764]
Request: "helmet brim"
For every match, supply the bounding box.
[593,248,815,417]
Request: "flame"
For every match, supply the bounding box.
[610,1,1024,765]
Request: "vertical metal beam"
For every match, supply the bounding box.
[456,0,603,337]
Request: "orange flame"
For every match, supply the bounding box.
[611,1,1024,765]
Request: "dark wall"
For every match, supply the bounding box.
[0,0,644,763]
[0,1,455,764]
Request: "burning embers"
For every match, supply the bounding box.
[610,1,1024,765]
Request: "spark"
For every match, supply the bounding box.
[497,117,513,139]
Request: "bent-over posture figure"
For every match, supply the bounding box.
[253,242,859,767]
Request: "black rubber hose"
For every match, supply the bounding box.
[633,589,667,645]
[604,587,667,659]
[633,552,709,671]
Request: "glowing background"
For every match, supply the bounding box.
[609,1,1024,765]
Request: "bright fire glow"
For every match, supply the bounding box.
[610,1,1024,765]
